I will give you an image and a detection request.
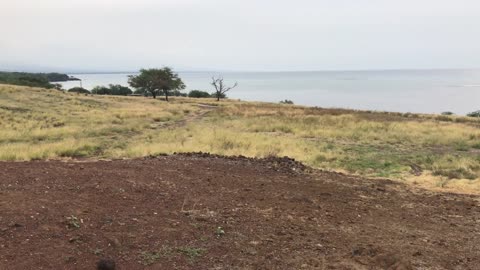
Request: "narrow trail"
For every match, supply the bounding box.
[154,103,219,130]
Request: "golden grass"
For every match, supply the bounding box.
[0,84,200,159]
[1,84,480,193]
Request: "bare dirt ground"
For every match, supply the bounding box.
[0,154,479,269]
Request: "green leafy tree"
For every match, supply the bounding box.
[128,68,185,101]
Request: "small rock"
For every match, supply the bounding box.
[97,259,116,270]
[106,237,121,247]
[68,236,80,243]
[8,222,22,228]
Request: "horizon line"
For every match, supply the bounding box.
[61,67,480,75]
[2,67,479,74]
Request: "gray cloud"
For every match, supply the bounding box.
[1,0,479,71]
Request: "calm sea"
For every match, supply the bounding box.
[57,69,480,115]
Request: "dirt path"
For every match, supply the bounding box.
[0,154,478,269]
[153,104,217,130]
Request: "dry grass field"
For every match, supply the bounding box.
[1,84,480,193]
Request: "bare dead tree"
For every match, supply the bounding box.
[211,76,238,101]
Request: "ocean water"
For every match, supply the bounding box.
[57,69,480,115]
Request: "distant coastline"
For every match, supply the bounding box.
[55,69,480,115]
[0,71,80,88]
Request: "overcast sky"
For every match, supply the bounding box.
[1,0,479,72]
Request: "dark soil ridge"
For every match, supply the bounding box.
[169,152,311,174]
[0,155,479,269]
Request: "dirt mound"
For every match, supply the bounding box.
[0,155,478,269]
[171,152,310,173]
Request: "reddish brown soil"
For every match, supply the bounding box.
[0,154,479,269]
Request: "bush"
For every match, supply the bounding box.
[134,88,186,97]
[188,90,211,98]
[91,84,132,96]
[467,110,480,118]
[91,86,111,95]
[52,83,64,91]
[109,84,133,96]
[68,87,90,94]
[441,111,454,115]
[280,99,294,104]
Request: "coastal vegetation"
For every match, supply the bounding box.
[280,99,294,104]
[1,84,479,193]
[0,71,78,89]
[467,110,480,118]
[91,84,133,96]
[43,73,80,82]
[68,87,90,94]
[188,90,212,98]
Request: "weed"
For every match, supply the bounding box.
[215,226,225,237]
[66,215,81,229]
[59,144,101,157]
[177,247,205,261]
[454,141,470,151]
[158,245,175,258]
[138,245,176,265]
[139,251,161,266]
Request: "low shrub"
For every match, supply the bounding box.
[280,99,294,104]
[92,84,132,96]
[467,110,480,118]
[68,87,90,94]
[188,90,211,98]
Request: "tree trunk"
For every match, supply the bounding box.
[165,90,169,102]
[216,92,220,101]
[152,92,156,99]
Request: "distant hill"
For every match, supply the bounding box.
[43,73,80,82]
[0,71,79,89]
